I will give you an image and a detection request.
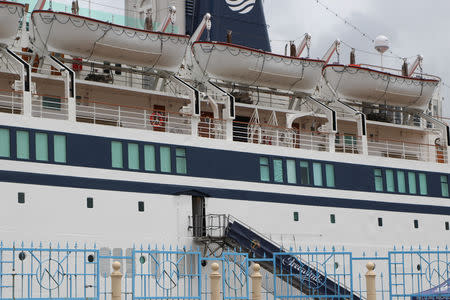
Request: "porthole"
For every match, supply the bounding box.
[417,264,421,271]
[87,254,95,263]
[139,256,146,264]
[334,262,339,270]
[18,251,26,261]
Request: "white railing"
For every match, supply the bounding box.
[198,117,227,140]
[76,101,192,135]
[335,134,362,154]
[31,95,69,120]
[368,139,448,164]
[0,90,22,114]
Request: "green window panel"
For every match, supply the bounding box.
[176,148,187,174]
[260,157,270,182]
[441,175,449,197]
[111,141,123,168]
[35,133,48,161]
[386,169,395,192]
[397,171,406,193]
[144,145,156,171]
[330,214,336,224]
[160,146,171,173]
[293,212,299,222]
[419,173,428,195]
[408,172,417,194]
[16,131,29,160]
[286,159,297,184]
[313,163,323,186]
[128,143,139,170]
[325,164,335,187]
[43,96,61,110]
[299,161,310,185]
[53,135,66,163]
[0,128,10,158]
[374,169,383,192]
[273,159,283,183]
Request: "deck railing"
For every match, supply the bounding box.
[0,90,22,114]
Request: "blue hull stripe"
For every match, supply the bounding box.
[1,170,450,215]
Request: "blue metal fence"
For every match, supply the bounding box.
[0,243,449,300]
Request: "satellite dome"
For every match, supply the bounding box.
[374,35,389,54]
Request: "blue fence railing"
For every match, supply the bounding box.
[0,242,449,300]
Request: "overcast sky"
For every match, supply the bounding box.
[263,0,450,118]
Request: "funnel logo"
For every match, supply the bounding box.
[226,0,256,14]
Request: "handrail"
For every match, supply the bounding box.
[357,63,441,81]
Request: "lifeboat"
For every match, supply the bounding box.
[31,10,190,72]
[192,41,325,94]
[323,64,440,111]
[0,1,24,45]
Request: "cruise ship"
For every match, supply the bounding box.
[0,0,449,299]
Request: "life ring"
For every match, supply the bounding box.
[149,112,164,127]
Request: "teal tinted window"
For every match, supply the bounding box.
[53,135,66,163]
[273,159,283,183]
[160,146,171,173]
[0,128,10,158]
[293,212,299,222]
[418,173,427,195]
[35,133,48,161]
[299,161,310,185]
[128,143,139,170]
[313,163,323,186]
[144,145,156,171]
[374,169,383,191]
[176,148,187,174]
[16,131,29,159]
[260,157,269,182]
[440,175,449,197]
[286,160,297,184]
[325,164,335,187]
[397,171,406,193]
[111,141,123,168]
[408,172,416,194]
[330,214,336,224]
[386,170,395,192]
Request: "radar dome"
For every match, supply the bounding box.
[374,35,389,54]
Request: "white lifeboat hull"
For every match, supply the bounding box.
[192,42,325,94]
[31,11,190,72]
[323,65,440,110]
[0,1,24,45]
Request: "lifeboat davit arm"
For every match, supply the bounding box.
[158,6,177,33]
[408,55,423,77]
[189,13,212,44]
[33,0,47,11]
[322,39,341,64]
[296,33,311,58]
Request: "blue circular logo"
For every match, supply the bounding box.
[225,0,256,14]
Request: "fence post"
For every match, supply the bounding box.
[210,263,221,300]
[251,263,262,300]
[111,261,123,300]
[365,262,376,300]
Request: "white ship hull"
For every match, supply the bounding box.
[0,1,24,45]
[323,64,440,110]
[31,11,189,71]
[192,41,325,94]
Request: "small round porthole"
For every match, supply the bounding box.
[87,254,95,263]
[334,262,339,270]
[201,260,207,267]
[18,252,26,261]
[139,256,146,264]
[417,264,421,271]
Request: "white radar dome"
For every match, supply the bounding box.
[374,35,389,54]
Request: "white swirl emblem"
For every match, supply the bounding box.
[226,0,256,14]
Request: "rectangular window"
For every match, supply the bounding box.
[386,169,395,192]
[16,131,29,160]
[0,128,10,157]
[138,201,144,212]
[408,172,417,194]
[176,148,187,174]
[293,212,299,222]
[18,192,25,204]
[35,132,48,161]
[286,160,297,184]
[260,157,270,182]
[325,164,335,187]
[397,171,406,193]
[144,145,156,171]
[441,175,449,197]
[299,161,310,185]
[273,159,283,183]
[313,163,323,186]
[127,143,139,170]
[330,214,336,224]
[87,197,93,208]
[160,146,171,173]
[418,173,427,195]
[374,169,383,191]
[378,217,383,227]
[414,219,419,229]
[111,141,123,168]
[446,221,449,231]
[53,135,66,163]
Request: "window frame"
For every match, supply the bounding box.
[273,158,284,183]
[374,169,383,192]
[175,148,187,174]
[441,175,449,197]
[259,157,270,182]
